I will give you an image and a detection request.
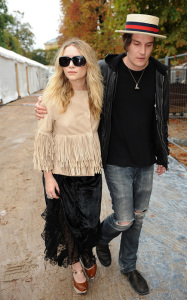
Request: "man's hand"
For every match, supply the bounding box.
[156,165,166,175]
[35,96,47,120]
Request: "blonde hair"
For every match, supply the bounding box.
[42,38,103,119]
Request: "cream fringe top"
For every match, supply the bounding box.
[33,90,102,176]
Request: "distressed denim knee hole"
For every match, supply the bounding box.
[115,220,133,231]
[134,210,147,224]
[134,209,147,214]
[117,221,132,226]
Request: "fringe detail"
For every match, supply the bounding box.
[33,131,102,175]
[54,132,102,176]
[33,130,54,172]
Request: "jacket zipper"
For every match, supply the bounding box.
[113,70,118,101]
[104,69,118,166]
[156,75,168,166]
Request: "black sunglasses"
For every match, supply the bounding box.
[59,56,86,67]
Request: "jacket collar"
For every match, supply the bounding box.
[105,53,169,74]
[149,56,169,74]
[105,53,126,71]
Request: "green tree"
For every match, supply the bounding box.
[0,0,14,47]
[0,1,36,57]
[3,30,22,53]
[7,10,35,55]
[29,48,58,65]
[29,49,47,65]
[45,48,59,65]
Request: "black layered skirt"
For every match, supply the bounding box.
[41,173,102,268]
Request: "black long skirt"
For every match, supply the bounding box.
[41,173,102,268]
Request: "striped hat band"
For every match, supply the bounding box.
[125,21,159,35]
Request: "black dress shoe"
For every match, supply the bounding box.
[122,270,149,295]
[96,243,111,267]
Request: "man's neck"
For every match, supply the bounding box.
[123,56,149,71]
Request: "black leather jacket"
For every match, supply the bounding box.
[98,53,170,169]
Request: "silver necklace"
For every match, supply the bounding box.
[127,67,145,90]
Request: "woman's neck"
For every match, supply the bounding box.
[71,80,87,91]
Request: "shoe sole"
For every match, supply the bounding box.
[85,273,96,280]
[74,286,87,294]
[129,284,149,296]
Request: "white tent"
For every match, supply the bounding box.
[0,47,48,104]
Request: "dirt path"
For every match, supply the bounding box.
[0,93,47,299]
[0,93,186,300]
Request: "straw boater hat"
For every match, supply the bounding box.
[116,14,166,39]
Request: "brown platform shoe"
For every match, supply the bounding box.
[72,268,88,294]
[84,263,97,279]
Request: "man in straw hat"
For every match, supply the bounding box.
[96,13,169,295]
[35,13,169,295]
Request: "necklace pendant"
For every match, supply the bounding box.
[135,84,139,90]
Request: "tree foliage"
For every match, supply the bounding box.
[29,49,47,64]
[0,0,14,48]
[59,0,187,59]
[7,10,35,55]
[0,1,37,57]
[59,0,111,57]
[28,48,58,65]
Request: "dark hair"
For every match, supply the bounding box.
[122,33,155,51]
[122,33,133,51]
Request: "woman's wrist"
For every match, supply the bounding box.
[44,171,53,179]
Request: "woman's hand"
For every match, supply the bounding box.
[44,171,60,199]
[35,96,47,120]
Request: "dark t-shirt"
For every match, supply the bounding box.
[106,59,156,168]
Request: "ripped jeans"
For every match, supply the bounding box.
[99,164,154,273]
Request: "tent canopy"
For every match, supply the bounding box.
[0,47,48,104]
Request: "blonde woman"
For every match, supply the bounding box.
[33,38,103,294]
